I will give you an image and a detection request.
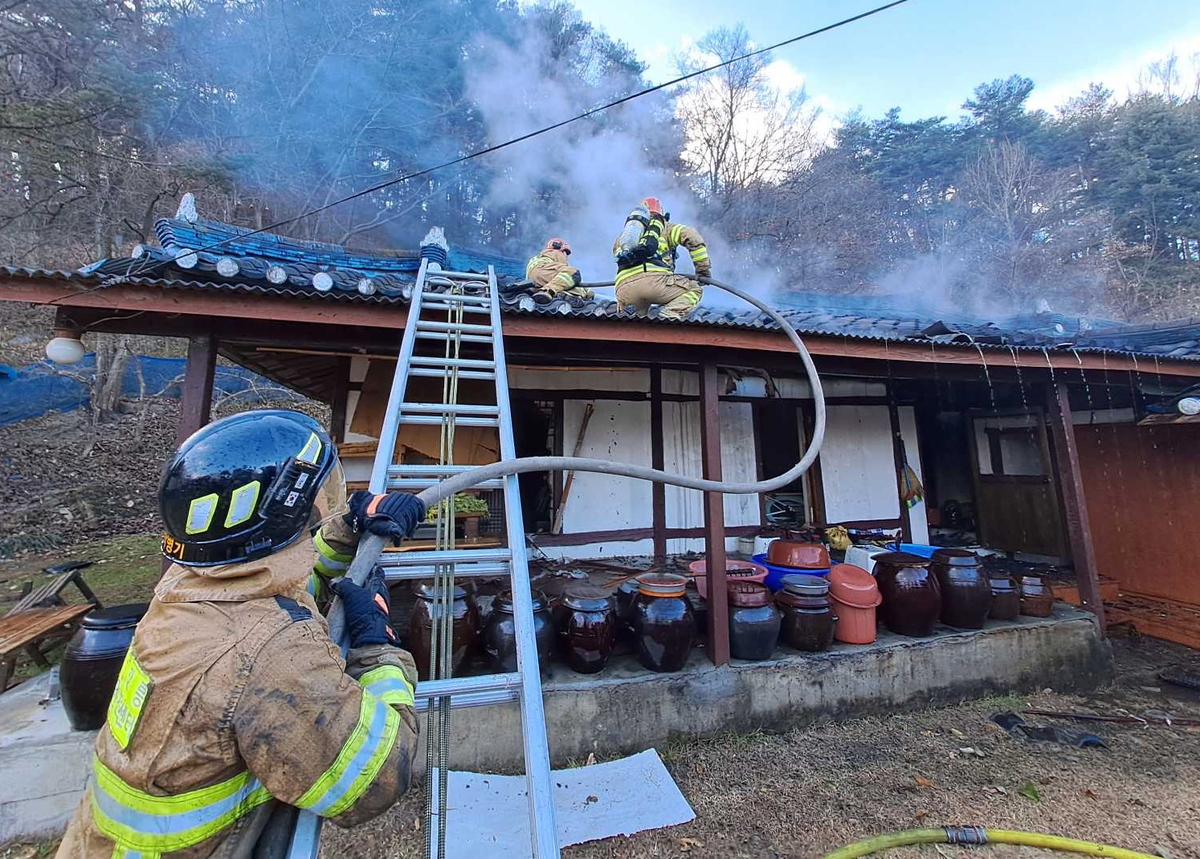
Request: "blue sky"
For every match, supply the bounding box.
[569,0,1200,120]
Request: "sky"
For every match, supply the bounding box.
[568,0,1200,121]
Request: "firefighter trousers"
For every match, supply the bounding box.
[615,271,702,321]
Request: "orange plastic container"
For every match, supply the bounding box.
[828,563,881,645]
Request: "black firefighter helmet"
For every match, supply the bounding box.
[159,409,339,566]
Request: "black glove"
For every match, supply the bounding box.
[330,576,397,647]
[346,491,425,543]
[572,270,582,287]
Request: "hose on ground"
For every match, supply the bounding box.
[821,827,1159,859]
[332,274,826,632]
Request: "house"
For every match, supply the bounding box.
[5,198,1200,664]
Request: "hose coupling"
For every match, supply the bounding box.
[944,826,988,845]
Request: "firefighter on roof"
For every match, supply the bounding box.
[612,197,710,320]
[58,409,425,858]
[525,237,594,307]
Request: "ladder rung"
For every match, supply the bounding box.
[416,320,493,335]
[418,688,520,710]
[414,331,493,344]
[417,672,523,701]
[399,415,499,427]
[423,290,492,304]
[407,368,495,381]
[410,357,496,370]
[379,548,513,565]
[383,561,510,580]
[388,477,504,490]
[402,402,499,416]
[422,301,491,315]
[429,270,493,283]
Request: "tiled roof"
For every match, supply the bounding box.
[7,214,1200,361]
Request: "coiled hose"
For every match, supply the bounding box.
[332,274,828,620]
[821,827,1158,859]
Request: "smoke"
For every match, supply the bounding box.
[463,28,749,305]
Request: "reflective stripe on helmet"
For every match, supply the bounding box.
[294,690,399,817]
[90,758,272,853]
[296,433,323,465]
[358,665,415,708]
[224,480,262,529]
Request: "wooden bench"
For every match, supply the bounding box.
[0,604,93,691]
[6,563,102,617]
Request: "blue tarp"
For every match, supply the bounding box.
[0,355,302,426]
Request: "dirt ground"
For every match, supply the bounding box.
[323,635,1200,859]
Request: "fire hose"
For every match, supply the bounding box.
[820,827,1159,859]
[330,274,828,633]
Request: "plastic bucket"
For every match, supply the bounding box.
[828,564,881,645]
[689,559,768,600]
[752,554,830,592]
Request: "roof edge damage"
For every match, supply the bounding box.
[2,194,1198,363]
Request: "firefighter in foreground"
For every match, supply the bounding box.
[58,409,426,857]
[525,237,594,307]
[612,197,710,320]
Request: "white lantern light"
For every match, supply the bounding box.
[46,328,86,365]
[357,277,376,296]
[266,265,288,284]
[312,272,334,292]
[216,257,240,277]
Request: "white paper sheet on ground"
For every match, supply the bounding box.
[435,749,694,856]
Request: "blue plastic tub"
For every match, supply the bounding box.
[896,543,938,559]
[752,554,831,592]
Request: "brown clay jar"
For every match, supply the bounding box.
[614,578,641,644]
[988,576,1021,620]
[931,549,991,629]
[727,581,781,661]
[874,552,942,637]
[633,573,695,673]
[60,604,147,731]
[482,590,554,673]
[408,582,481,681]
[552,584,616,674]
[1019,575,1055,617]
[775,575,837,652]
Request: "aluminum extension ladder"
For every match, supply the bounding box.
[290,259,560,859]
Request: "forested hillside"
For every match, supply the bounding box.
[3,0,1198,320]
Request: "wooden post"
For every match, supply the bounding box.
[1045,383,1106,630]
[651,367,667,562]
[329,356,351,442]
[175,334,217,445]
[700,362,730,666]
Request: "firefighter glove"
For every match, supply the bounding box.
[346,491,425,543]
[330,576,397,646]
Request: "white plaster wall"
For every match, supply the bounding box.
[897,406,930,544]
[661,371,885,399]
[538,539,656,561]
[662,401,760,529]
[343,356,375,442]
[561,400,654,533]
[509,367,650,392]
[820,405,901,524]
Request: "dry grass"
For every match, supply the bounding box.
[324,636,1200,859]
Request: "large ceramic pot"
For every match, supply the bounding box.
[775,575,837,652]
[1019,575,1055,617]
[552,584,617,674]
[873,552,941,637]
[408,582,481,681]
[988,576,1021,620]
[632,573,695,673]
[727,581,781,661]
[60,604,148,731]
[482,590,554,673]
[931,549,991,629]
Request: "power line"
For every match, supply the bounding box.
[94,0,916,288]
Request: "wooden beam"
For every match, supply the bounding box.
[176,334,216,445]
[700,361,730,666]
[329,356,351,442]
[1045,383,1106,630]
[650,367,667,562]
[10,275,1200,378]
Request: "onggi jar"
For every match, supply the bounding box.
[481,590,554,673]
[633,573,695,673]
[552,584,616,674]
[775,575,837,652]
[408,582,481,681]
[727,581,781,661]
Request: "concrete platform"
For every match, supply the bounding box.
[0,605,1111,842]
[0,673,95,843]
[435,604,1113,771]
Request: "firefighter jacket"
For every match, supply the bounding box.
[526,247,581,292]
[612,217,710,287]
[58,512,419,859]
